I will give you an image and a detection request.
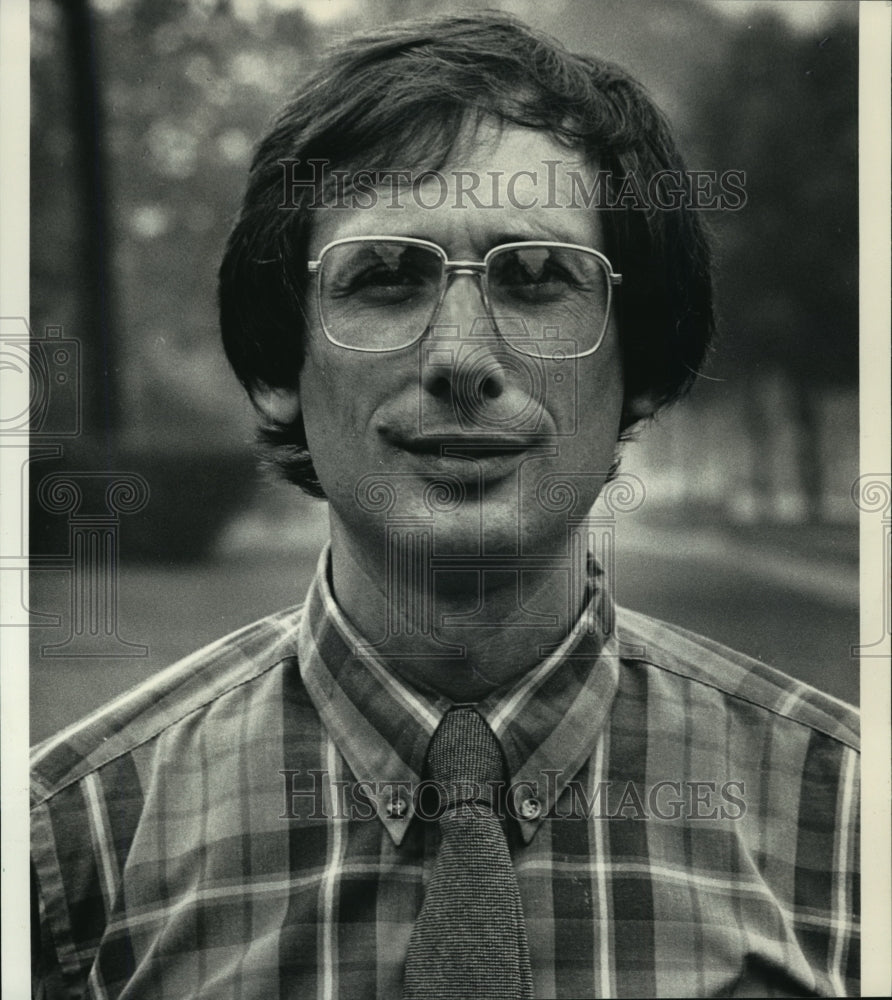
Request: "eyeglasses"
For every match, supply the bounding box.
[306,236,622,359]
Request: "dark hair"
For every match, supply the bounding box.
[219,11,715,498]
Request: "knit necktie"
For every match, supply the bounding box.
[402,707,533,1000]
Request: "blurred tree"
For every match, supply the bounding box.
[61,0,119,436]
[98,0,318,443]
[699,11,858,520]
[30,0,319,559]
[32,0,318,449]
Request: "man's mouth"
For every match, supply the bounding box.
[381,429,540,482]
[393,434,534,455]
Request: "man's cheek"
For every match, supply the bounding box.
[302,363,351,426]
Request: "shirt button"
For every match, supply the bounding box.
[519,797,542,821]
[386,795,408,819]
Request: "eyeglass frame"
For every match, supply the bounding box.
[305,235,623,358]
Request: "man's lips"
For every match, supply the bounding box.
[384,432,536,456]
[379,432,546,489]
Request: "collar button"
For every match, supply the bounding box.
[519,796,542,821]
[386,795,409,819]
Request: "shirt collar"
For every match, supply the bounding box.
[298,544,620,845]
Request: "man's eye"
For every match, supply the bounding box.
[493,263,578,303]
[332,266,426,302]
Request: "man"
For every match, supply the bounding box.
[31,13,859,998]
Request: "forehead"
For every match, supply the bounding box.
[307,123,603,256]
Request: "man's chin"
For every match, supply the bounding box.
[429,506,569,559]
[335,475,572,561]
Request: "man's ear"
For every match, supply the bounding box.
[251,385,302,426]
[622,392,657,426]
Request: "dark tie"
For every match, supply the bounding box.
[402,707,534,1000]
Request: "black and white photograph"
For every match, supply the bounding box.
[2,0,889,996]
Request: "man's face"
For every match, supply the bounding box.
[287,123,624,568]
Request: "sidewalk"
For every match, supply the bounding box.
[617,518,859,609]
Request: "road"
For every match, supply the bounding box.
[30,522,860,744]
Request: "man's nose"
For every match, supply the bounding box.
[421,274,506,405]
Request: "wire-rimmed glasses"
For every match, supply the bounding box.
[306,236,622,359]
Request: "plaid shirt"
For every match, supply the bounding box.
[31,546,860,998]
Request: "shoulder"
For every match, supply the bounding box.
[30,603,306,807]
[614,605,859,752]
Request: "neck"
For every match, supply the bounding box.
[327,517,588,701]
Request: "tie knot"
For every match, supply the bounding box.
[425,708,504,788]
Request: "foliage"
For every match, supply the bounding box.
[698,10,858,387]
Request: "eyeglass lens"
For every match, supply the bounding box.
[317,240,611,357]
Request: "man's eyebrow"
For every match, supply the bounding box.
[488,231,544,245]
[487,228,597,249]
